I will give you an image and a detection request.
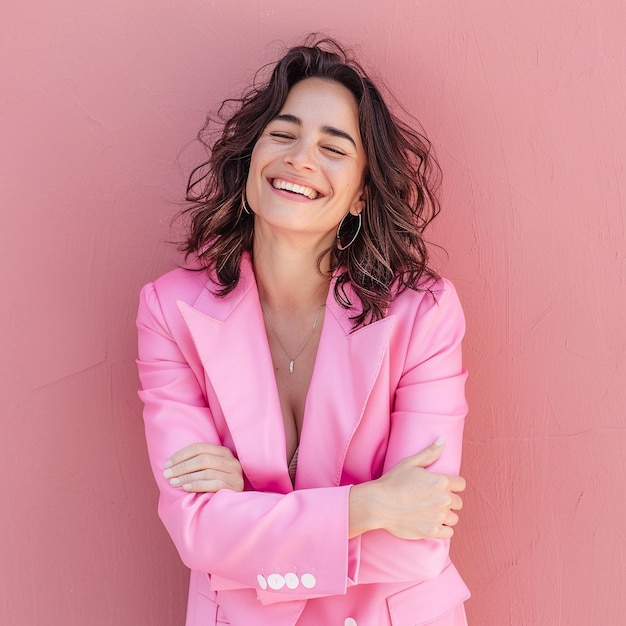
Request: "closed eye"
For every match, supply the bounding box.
[269,132,294,140]
[323,145,347,156]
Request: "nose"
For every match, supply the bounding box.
[284,139,317,171]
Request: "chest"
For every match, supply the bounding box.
[176,292,399,490]
[264,312,325,464]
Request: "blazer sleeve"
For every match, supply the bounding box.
[137,281,354,602]
[348,278,469,585]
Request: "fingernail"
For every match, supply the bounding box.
[434,437,445,447]
[163,469,174,479]
[164,460,173,469]
[182,484,192,491]
[169,477,181,486]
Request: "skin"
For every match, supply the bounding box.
[165,440,465,540]
[163,77,466,541]
[243,78,368,463]
[245,77,367,259]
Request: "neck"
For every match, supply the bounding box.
[252,229,332,314]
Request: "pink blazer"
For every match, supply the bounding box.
[136,254,470,626]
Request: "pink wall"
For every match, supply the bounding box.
[2,1,624,624]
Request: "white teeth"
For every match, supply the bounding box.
[272,179,318,199]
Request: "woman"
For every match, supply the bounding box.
[137,36,469,626]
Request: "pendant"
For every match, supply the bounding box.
[289,360,295,373]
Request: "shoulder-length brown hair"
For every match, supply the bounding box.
[180,35,442,328]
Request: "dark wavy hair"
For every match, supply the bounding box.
[180,34,442,328]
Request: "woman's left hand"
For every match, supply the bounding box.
[163,443,244,493]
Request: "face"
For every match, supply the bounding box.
[246,77,367,248]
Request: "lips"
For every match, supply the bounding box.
[271,178,320,200]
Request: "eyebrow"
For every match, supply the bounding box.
[272,114,358,150]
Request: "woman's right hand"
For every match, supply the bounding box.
[349,439,466,540]
[163,443,244,493]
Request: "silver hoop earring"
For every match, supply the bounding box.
[336,212,362,250]
[241,192,251,215]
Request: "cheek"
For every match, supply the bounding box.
[339,166,366,194]
[247,141,275,181]
[246,149,263,189]
[248,147,260,174]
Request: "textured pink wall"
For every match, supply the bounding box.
[2,1,624,624]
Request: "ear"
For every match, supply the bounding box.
[349,191,367,216]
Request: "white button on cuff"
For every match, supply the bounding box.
[267,573,286,590]
[256,574,267,590]
[344,618,358,626]
[284,572,299,589]
[300,573,316,589]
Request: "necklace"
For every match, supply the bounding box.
[262,304,325,373]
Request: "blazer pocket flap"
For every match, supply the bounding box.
[386,563,470,625]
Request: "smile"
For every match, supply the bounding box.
[271,178,319,200]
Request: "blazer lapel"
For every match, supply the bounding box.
[295,288,395,489]
[177,258,293,494]
[176,257,395,493]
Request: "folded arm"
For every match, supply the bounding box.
[137,282,354,600]
[137,278,467,598]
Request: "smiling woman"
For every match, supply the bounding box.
[246,78,367,250]
[137,35,469,626]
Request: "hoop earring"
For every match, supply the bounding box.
[241,192,251,215]
[336,212,362,250]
